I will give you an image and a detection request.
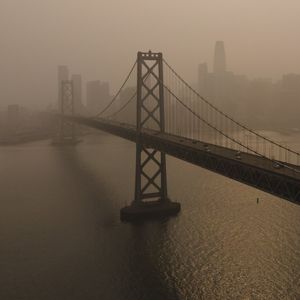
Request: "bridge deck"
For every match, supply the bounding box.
[70,116,300,204]
[158,129,300,180]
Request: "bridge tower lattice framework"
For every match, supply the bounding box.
[121,51,181,221]
[53,80,78,145]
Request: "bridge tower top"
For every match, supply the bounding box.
[136,50,165,133]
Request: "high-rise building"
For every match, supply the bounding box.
[213,41,227,75]
[57,66,69,110]
[213,41,228,108]
[197,41,237,113]
[71,74,83,114]
[197,41,228,101]
[196,41,300,128]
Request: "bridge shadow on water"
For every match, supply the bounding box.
[56,146,116,225]
[54,146,182,300]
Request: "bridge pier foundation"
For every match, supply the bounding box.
[120,199,180,222]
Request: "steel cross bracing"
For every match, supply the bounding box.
[134,51,168,204]
[59,80,76,142]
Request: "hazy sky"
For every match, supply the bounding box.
[1,0,300,108]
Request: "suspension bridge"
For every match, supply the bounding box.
[56,51,300,221]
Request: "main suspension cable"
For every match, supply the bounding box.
[161,79,300,173]
[92,60,137,119]
[163,58,300,157]
[102,71,151,120]
[105,91,137,119]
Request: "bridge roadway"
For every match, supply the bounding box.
[70,116,300,205]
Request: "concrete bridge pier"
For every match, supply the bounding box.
[120,199,181,222]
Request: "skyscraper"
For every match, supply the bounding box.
[213,41,226,75]
[213,41,228,108]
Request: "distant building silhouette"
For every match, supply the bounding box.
[279,74,300,126]
[197,41,300,129]
[213,41,227,74]
[71,74,83,114]
[86,81,111,114]
[213,41,229,108]
[57,66,69,109]
[198,41,233,111]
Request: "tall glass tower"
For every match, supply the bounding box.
[213,41,227,75]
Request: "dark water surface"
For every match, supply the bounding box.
[0,133,299,300]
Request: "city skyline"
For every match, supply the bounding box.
[1,1,300,109]
[2,42,300,112]
[51,41,300,131]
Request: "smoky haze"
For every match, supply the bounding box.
[1,0,300,109]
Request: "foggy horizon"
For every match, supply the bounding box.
[1,0,300,109]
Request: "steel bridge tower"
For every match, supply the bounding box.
[121,51,180,221]
[53,80,78,145]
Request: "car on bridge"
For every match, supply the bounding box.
[203,144,211,152]
[272,161,284,169]
[235,151,241,159]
